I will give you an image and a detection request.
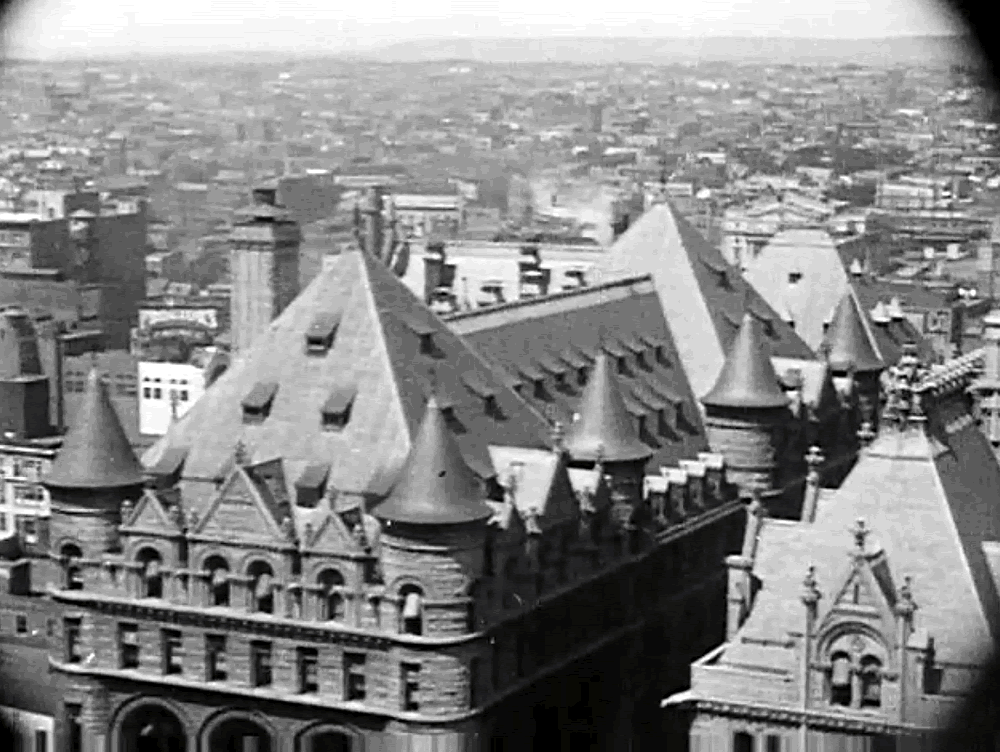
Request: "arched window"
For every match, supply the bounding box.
[860,656,883,708]
[399,584,424,635]
[829,651,852,706]
[733,732,755,752]
[305,730,352,752]
[61,543,83,590]
[137,548,163,599]
[317,569,346,621]
[248,561,275,614]
[203,555,230,607]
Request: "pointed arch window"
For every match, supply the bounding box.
[399,584,424,635]
[860,656,883,708]
[318,569,346,621]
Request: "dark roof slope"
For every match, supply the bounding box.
[46,369,144,489]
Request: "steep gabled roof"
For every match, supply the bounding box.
[823,289,885,374]
[447,274,709,470]
[702,314,789,410]
[46,369,145,489]
[143,250,550,514]
[596,203,814,400]
[373,396,494,525]
[564,352,654,464]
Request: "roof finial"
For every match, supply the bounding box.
[801,565,821,606]
[233,439,249,467]
[897,575,917,617]
[851,518,868,553]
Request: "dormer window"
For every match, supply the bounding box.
[241,381,278,425]
[538,354,569,390]
[405,318,439,357]
[788,272,803,284]
[462,373,500,417]
[305,311,341,355]
[321,384,357,431]
[518,363,547,400]
[295,463,330,508]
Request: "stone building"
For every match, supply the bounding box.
[33,246,749,752]
[663,342,1000,750]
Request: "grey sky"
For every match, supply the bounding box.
[3,0,964,58]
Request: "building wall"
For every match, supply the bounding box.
[0,706,54,752]
[0,446,54,538]
[138,360,207,436]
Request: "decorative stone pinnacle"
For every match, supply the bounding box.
[802,565,822,605]
[550,421,565,452]
[280,515,295,540]
[805,445,825,467]
[851,518,868,553]
[233,439,249,466]
[120,499,133,524]
[897,575,917,616]
[747,490,765,519]
[857,421,876,446]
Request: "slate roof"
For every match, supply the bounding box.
[849,277,938,365]
[446,274,710,471]
[742,227,849,353]
[702,313,790,410]
[373,397,494,525]
[595,203,814,402]
[715,395,1000,684]
[46,369,145,489]
[142,250,551,513]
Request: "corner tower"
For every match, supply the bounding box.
[44,369,145,561]
[701,313,790,493]
[229,182,302,353]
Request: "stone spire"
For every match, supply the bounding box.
[374,396,493,525]
[702,313,789,410]
[824,292,884,374]
[564,351,653,464]
[45,369,144,489]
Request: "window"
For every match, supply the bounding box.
[153,388,162,399]
[830,652,852,706]
[64,618,82,663]
[469,658,480,707]
[788,272,803,284]
[297,647,319,693]
[250,641,272,687]
[180,390,189,401]
[733,732,755,752]
[204,556,230,607]
[318,570,346,621]
[34,729,48,752]
[65,704,83,752]
[248,561,274,614]
[205,634,227,681]
[765,736,782,752]
[0,515,7,532]
[143,387,151,399]
[45,618,55,637]
[118,623,140,669]
[137,549,163,598]
[15,614,27,634]
[491,638,501,689]
[860,656,883,708]
[344,652,367,701]
[162,629,183,675]
[399,585,424,635]
[402,662,421,711]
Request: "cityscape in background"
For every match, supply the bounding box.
[0,29,997,752]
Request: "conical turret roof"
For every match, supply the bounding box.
[373,396,493,525]
[564,351,653,463]
[825,291,885,374]
[702,314,790,410]
[46,369,145,489]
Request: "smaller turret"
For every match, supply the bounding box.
[45,369,145,560]
[824,291,885,430]
[702,313,789,492]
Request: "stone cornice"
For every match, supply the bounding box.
[679,697,936,735]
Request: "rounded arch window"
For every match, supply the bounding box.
[301,728,353,752]
[860,655,883,708]
[398,583,424,635]
[317,569,346,621]
[118,702,187,752]
[207,716,272,752]
[247,560,275,614]
[136,547,163,599]
[203,555,231,607]
[829,650,852,706]
[60,543,83,590]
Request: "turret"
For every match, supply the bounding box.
[823,291,885,430]
[373,397,494,636]
[44,369,145,562]
[565,350,653,516]
[701,313,789,492]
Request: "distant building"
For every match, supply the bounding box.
[389,183,464,239]
[138,346,227,437]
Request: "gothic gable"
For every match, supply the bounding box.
[195,466,289,544]
[122,490,179,535]
[305,510,366,556]
[818,546,900,649]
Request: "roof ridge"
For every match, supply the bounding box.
[443,272,655,322]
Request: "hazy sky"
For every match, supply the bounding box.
[3,0,964,58]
